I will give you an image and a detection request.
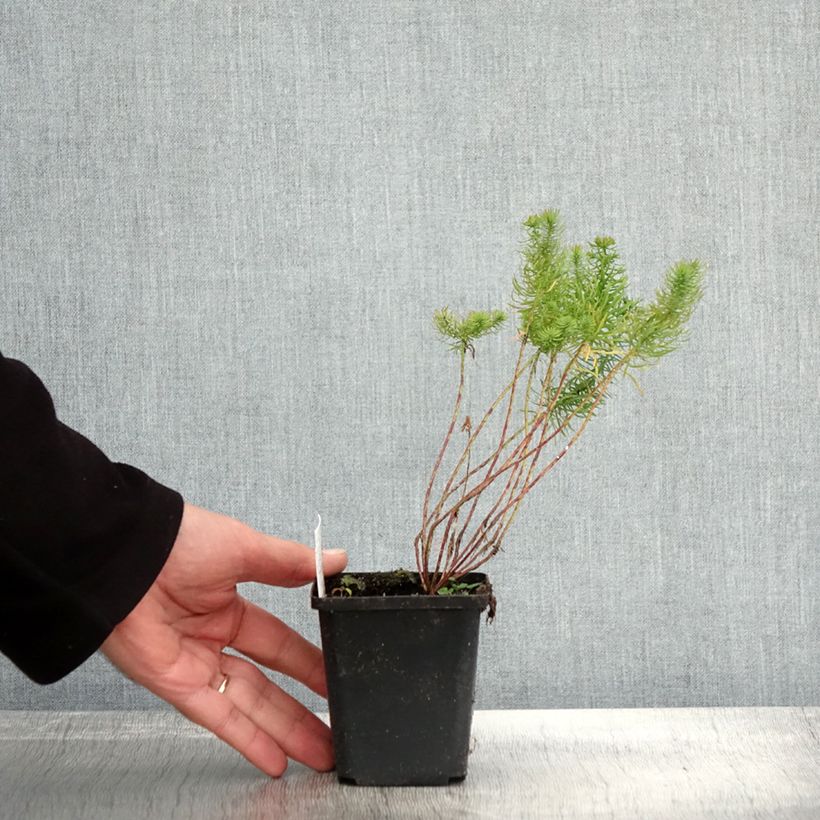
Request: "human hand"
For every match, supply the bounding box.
[100,502,346,777]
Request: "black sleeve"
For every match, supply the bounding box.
[0,352,184,684]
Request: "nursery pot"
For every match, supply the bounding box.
[311,572,490,786]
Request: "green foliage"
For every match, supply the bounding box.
[513,210,703,430]
[514,211,641,356]
[626,260,704,364]
[417,208,704,591]
[513,211,575,353]
[546,351,621,431]
[427,210,703,436]
[436,580,483,596]
[330,573,365,597]
[434,307,507,355]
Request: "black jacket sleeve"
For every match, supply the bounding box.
[0,352,184,684]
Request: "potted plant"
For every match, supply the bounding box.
[312,209,703,786]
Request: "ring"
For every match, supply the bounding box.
[217,675,230,694]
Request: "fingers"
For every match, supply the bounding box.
[240,529,347,587]
[176,681,289,777]
[220,653,335,772]
[232,599,328,696]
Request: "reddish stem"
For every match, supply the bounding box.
[450,366,619,578]
[417,351,465,589]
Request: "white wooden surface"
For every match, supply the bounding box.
[1,708,819,819]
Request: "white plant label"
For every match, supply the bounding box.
[314,513,325,597]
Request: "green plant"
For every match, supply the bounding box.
[436,580,484,597]
[415,209,703,594]
[330,573,366,597]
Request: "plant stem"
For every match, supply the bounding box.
[447,360,625,579]
[417,350,465,590]
[416,351,537,587]
[438,352,626,586]
[425,346,587,550]
[438,337,528,574]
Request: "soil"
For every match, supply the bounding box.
[326,568,421,597]
[325,569,496,619]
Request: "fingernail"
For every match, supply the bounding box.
[323,549,346,556]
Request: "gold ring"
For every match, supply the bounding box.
[217,675,230,694]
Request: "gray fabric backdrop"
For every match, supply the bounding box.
[1,1,818,711]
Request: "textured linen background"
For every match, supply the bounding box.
[1,2,818,710]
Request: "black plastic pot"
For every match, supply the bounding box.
[311,572,490,786]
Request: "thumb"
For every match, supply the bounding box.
[241,529,348,587]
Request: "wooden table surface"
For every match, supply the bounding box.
[1,708,819,819]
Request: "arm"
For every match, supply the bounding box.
[0,352,347,775]
[0,352,183,683]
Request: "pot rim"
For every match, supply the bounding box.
[311,571,490,611]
